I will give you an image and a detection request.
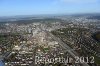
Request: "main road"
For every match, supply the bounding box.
[46,30,89,66]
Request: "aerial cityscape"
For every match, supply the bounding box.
[0,0,100,66]
[0,14,100,66]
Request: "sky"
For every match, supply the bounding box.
[0,0,100,16]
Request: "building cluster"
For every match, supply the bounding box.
[0,16,100,66]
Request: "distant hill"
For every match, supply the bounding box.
[0,18,62,25]
[87,16,100,20]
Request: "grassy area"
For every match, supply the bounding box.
[93,55,100,64]
[95,33,100,42]
[92,32,100,42]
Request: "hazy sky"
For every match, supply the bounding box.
[0,0,100,16]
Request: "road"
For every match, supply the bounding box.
[46,31,89,66]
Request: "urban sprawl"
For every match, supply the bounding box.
[0,15,100,66]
